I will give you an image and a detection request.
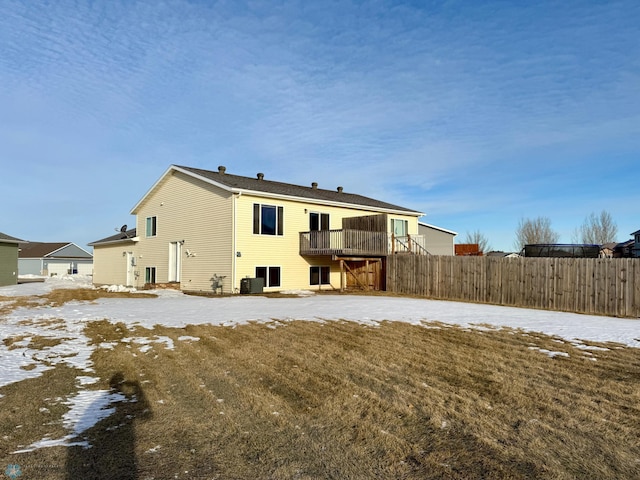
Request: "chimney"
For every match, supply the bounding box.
[257,173,264,180]
[218,166,226,174]
[311,182,318,189]
[337,186,343,193]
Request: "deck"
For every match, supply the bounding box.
[300,230,429,257]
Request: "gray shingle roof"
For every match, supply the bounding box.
[0,232,24,243]
[88,229,137,246]
[176,165,421,214]
[18,242,90,259]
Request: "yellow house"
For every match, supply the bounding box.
[89,165,425,293]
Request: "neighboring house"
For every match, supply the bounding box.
[88,228,138,287]
[18,242,94,276]
[418,222,457,256]
[523,244,600,258]
[613,240,634,258]
[632,229,640,258]
[455,244,482,256]
[89,165,426,293]
[600,243,617,258]
[0,232,25,286]
[486,251,520,258]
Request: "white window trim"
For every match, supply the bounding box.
[144,266,157,284]
[146,216,157,238]
[253,203,284,236]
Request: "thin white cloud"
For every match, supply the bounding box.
[0,0,639,249]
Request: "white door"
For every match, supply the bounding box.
[310,212,330,249]
[126,252,135,287]
[168,242,182,282]
[392,219,408,237]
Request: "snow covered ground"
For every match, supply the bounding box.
[1,275,639,452]
[2,275,639,391]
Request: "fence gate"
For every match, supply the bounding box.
[340,258,384,291]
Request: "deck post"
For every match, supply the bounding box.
[365,259,370,291]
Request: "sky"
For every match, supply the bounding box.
[2,275,638,451]
[1,0,639,252]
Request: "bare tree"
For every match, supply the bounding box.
[575,210,618,244]
[514,217,559,251]
[464,230,491,254]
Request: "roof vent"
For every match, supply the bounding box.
[337,186,343,193]
[257,173,264,180]
[311,182,318,189]
[218,166,226,174]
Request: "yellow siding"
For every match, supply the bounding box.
[92,243,135,286]
[235,194,419,292]
[134,170,234,292]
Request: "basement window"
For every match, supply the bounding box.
[310,266,330,285]
[256,266,281,288]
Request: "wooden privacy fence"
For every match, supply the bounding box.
[386,255,640,318]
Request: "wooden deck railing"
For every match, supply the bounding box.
[300,229,389,256]
[390,234,429,255]
[300,230,429,257]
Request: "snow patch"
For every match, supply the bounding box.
[102,284,137,293]
[177,335,200,342]
[528,347,570,358]
[280,290,316,296]
[13,389,132,453]
[122,336,175,352]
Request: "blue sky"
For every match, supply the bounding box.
[1,0,639,252]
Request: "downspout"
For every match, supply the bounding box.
[232,191,242,293]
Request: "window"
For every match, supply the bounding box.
[255,266,281,287]
[146,216,157,237]
[310,266,330,285]
[253,204,284,235]
[145,267,156,284]
[309,212,330,231]
[391,218,408,237]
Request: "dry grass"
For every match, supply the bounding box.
[1,295,639,479]
[0,288,156,316]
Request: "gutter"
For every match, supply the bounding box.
[87,237,140,247]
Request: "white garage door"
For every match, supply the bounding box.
[46,263,71,276]
[77,263,93,275]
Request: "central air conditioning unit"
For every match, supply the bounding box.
[240,277,264,294]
